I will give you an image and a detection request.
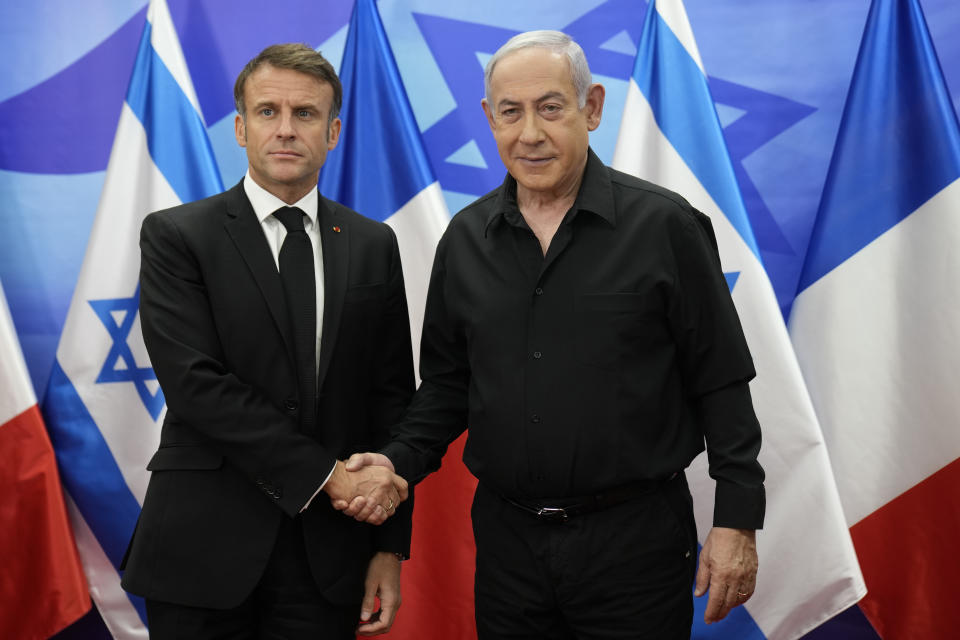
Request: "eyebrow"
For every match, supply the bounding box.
[496,91,568,110]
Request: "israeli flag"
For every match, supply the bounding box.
[790,0,960,636]
[319,0,449,369]
[612,2,864,638]
[41,0,222,635]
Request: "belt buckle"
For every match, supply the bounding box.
[536,506,569,522]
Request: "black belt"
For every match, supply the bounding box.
[499,473,678,523]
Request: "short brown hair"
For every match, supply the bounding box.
[233,43,342,122]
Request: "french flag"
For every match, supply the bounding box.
[789,0,960,637]
[612,1,865,638]
[0,279,90,639]
[316,1,468,637]
[40,0,222,636]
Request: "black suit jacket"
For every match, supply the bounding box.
[121,181,415,609]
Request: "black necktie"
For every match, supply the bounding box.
[273,206,316,433]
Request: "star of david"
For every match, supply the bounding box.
[412,0,815,259]
[88,285,165,420]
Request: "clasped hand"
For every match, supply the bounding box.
[323,454,407,525]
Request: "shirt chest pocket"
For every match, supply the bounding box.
[575,293,665,370]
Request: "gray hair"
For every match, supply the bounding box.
[483,30,592,108]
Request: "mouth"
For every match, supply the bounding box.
[269,150,302,159]
[517,156,554,166]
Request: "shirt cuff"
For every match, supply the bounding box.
[713,480,765,529]
[300,460,337,512]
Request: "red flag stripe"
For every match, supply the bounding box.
[0,405,90,639]
[851,456,960,639]
[388,433,478,639]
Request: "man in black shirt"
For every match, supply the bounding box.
[339,30,764,638]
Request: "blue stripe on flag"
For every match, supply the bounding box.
[632,3,760,259]
[126,22,223,205]
[42,360,148,623]
[319,0,436,220]
[798,0,960,291]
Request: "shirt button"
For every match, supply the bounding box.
[533,351,542,359]
[530,414,541,423]
[534,287,544,296]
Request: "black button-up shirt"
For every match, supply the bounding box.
[385,149,764,528]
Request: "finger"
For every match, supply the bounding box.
[342,496,367,517]
[359,503,387,525]
[357,613,389,636]
[332,499,348,511]
[723,582,742,611]
[352,500,380,522]
[395,476,409,501]
[703,582,727,624]
[694,550,711,597]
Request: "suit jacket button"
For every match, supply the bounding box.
[284,398,298,412]
[274,488,283,499]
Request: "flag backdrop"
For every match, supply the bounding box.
[789,0,960,637]
[612,2,865,638]
[317,2,473,636]
[3,1,960,639]
[0,278,90,639]
[40,0,223,636]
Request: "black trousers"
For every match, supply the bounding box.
[145,516,358,640]
[472,474,698,640]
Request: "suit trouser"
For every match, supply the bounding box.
[472,473,698,640]
[145,515,357,640]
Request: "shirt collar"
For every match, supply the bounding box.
[484,148,617,236]
[243,172,319,228]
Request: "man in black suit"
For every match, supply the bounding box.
[121,43,414,638]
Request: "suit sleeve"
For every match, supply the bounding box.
[369,224,416,557]
[139,210,337,517]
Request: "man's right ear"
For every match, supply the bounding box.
[481,99,496,131]
[234,114,246,147]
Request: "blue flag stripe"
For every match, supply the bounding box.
[633,4,760,259]
[318,0,435,219]
[798,0,960,291]
[125,22,224,204]
[42,360,147,624]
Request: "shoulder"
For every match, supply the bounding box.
[604,165,712,238]
[142,188,232,239]
[443,187,500,238]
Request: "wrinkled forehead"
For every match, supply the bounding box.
[488,48,576,101]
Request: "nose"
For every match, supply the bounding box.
[275,110,296,139]
[518,111,544,145]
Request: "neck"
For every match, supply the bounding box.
[249,173,316,205]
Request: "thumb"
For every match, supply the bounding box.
[360,584,378,622]
[345,452,374,472]
[694,549,711,597]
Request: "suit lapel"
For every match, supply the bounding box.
[317,195,347,393]
[222,182,296,368]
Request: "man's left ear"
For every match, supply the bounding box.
[584,83,605,132]
[327,117,342,151]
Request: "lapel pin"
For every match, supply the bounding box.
[332,226,341,233]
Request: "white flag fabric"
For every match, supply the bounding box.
[41,0,223,636]
[612,2,864,638]
[789,0,960,636]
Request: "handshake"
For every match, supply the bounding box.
[323,452,407,525]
